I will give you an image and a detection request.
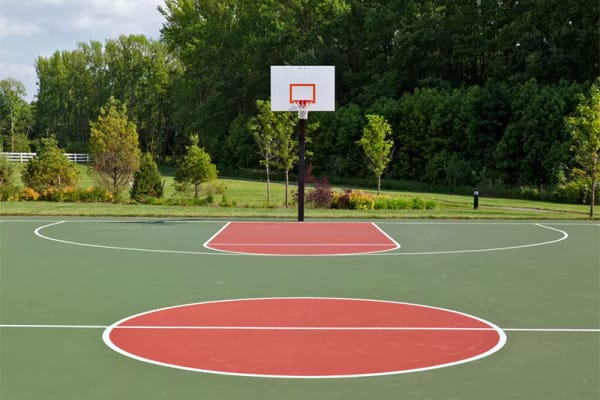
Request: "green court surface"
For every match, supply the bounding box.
[0,218,598,399]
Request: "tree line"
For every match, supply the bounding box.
[0,0,598,200]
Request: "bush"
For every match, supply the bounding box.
[22,138,79,191]
[553,180,600,204]
[374,196,409,209]
[0,184,19,201]
[330,189,438,211]
[219,193,236,207]
[130,153,163,201]
[348,190,376,210]
[331,189,376,210]
[79,187,113,202]
[18,186,113,203]
[410,197,426,209]
[331,189,352,209]
[0,154,15,186]
[40,186,73,202]
[21,187,41,201]
[306,177,333,208]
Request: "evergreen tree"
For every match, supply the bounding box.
[89,97,141,197]
[21,137,79,191]
[130,153,163,201]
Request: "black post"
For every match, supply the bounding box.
[473,189,479,210]
[297,118,306,221]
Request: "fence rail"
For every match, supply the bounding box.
[1,152,90,164]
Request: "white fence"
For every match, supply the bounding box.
[1,152,91,163]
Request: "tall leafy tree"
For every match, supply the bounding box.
[89,98,141,197]
[566,83,600,218]
[35,36,174,154]
[0,78,31,152]
[356,114,394,194]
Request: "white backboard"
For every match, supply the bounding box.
[270,66,335,112]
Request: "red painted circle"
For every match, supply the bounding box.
[103,298,506,378]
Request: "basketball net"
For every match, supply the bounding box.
[295,100,310,120]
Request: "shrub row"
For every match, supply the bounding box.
[13,186,113,202]
[308,188,438,210]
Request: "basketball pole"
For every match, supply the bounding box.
[297,118,306,222]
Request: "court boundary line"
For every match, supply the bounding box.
[32,221,570,257]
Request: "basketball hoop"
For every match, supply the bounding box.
[295,100,310,120]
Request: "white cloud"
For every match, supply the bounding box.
[0,63,37,98]
[0,17,40,39]
[0,0,164,101]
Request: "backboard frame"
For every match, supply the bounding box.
[270,65,335,112]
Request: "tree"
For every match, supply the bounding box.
[89,98,141,197]
[0,154,18,200]
[0,78,31,152]
[175,135,218,198]
[131,153,164,201]
[248,100,298,206]
[248,100,278,203]
[35,36,175,154]
[566,83,600,218]
[248,100,318,207]
[21,137,79,191]
[0,154,15,186]
[356,114,394,194]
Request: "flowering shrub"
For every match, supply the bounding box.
[19,186,113,203]
[21,187,41,201]
[348,190,376,210]
[331,189,438,210]
[78,187,113,202]
[331,189,352,209]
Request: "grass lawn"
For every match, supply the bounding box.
[2,163,596,219]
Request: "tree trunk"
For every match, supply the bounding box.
[377,174,381,195]
[265,163,271,203]
[590,175,596,219]
[285,169,289,208]
[10,118,14,152]
[194,182,199,198]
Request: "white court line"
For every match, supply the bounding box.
[375,223,569,256]
[33,221,225,256]
[32,221,571,257]
[0,324,598,332]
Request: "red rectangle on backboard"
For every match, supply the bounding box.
[289,84,316,104]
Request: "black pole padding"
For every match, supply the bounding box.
[297,118,307,222]
[473,189,479,210]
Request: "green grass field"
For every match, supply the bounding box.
[0,218,598,399]
[3,163,596,219]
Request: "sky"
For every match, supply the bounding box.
[0,0,165,102]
